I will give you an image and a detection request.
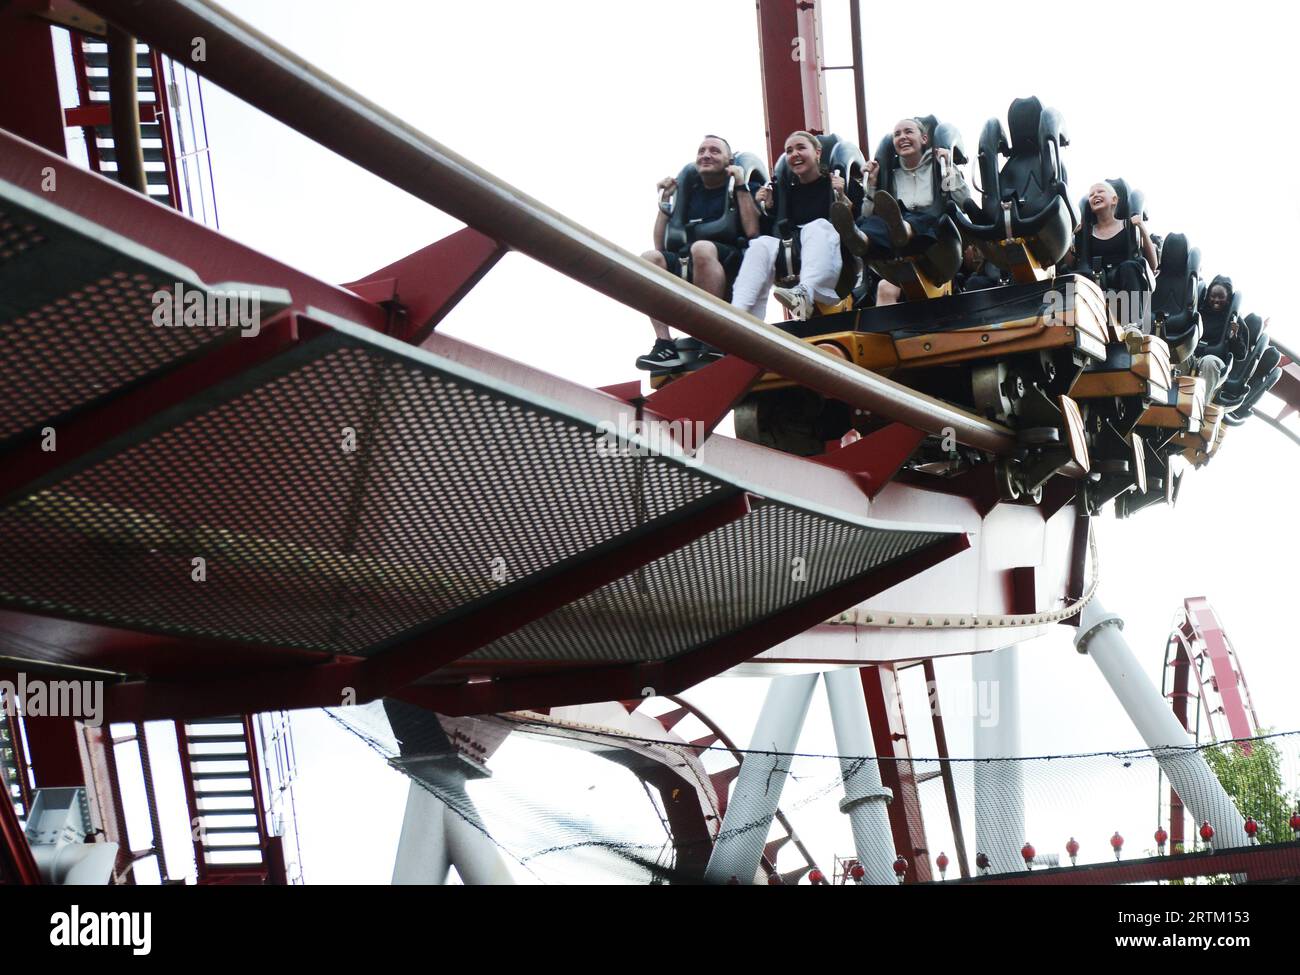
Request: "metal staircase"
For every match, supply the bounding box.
[67,35,179,209]
[178,716,286,884]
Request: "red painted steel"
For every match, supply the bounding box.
[860,663,932,882]
[816,423,926,498]
[76,720,134,880]
[0,773,41,884]
[921,658,970,878]
[0,5,66,155]
[341,227,507,345]
[755,0,825,166]
[1183,598,1257,743]
[951,841,1300,885]
[21,716,84,789]
[642,356,765,441]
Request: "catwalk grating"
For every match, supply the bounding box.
[468,505,948,664]
[0,175,963,676]
[0,178,288,445]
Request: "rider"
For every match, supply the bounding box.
[730,130,863,321]
[831,117,972,279]
[1073,181,1158,324]
[635,135,763,369]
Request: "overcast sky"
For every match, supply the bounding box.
[155,0,1300,881]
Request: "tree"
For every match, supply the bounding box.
[1202,734,1296,845]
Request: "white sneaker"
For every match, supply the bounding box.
[773,285,814,321]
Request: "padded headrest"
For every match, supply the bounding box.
[1007,96,1044,154]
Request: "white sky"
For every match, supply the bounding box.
[163,0,1300,881]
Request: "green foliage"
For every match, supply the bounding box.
[1202,734,1298,844]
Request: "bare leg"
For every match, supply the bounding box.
[689,240,726,299]
[641,249,672,339]
[876,279,902,306]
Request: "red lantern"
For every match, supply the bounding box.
[1110,831,1123,861]
[975,851,990,874]
[808,868,825,885]
[1244,817,1258,844]
[1021,842,1036,870]
[1066,837,1079,866]
[850,863,865,882]
[1154,826,1168,854]
[893,856,908,883]
[936,852,949,879]
[1199,821,1215,849]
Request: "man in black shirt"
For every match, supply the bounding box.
[635,135,762,369]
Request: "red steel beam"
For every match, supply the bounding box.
[755,0,825,166]
[1183,598,1254,744]
[0,771,41,884]
[76,0,1017,456]
[861,662,932,882]
[341,228,507,346]
[921,658,970,878]
[949,841,1300,885]
[0,4,66,155]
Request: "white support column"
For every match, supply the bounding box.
[392,781,515,885]
[444,804,514,885]
[392,780,449,885]
[1075,598,1246,848]
[704,673,818,885]
[972,643,1024,874]
[823,667,896,884]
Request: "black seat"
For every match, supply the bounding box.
[771,133,867,300]
[661,150,769,257]
[867,115,966,295]
[1149,233,1201,364]
[1218,312,1274,409]
[950,97,1075,281]
[1195,274,1243,367]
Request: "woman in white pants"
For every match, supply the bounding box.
[731,131,862,321]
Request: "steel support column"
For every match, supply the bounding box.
[703,674,818,884]
[824,667,896,885]
[1075,598,1246,849]
[972,643,1023,874]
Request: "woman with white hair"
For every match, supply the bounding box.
[1076,180,1158,300]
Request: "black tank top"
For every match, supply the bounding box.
[1088,228,1129,267]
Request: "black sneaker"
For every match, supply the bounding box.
[636,339,685,371]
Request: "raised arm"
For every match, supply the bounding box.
[731,165,761,238]
[653,176,676,251]
[1131,214,1159,272]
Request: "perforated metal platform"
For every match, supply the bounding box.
[0,179,289,445]
[0,165,964,701]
